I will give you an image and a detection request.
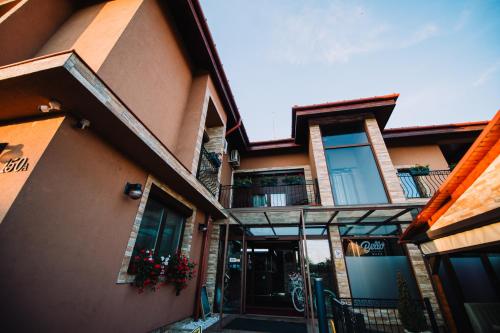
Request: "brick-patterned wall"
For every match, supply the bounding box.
[402,224,444,327]
[309,124,334,205]
[205,222,222,310]
[329,225,351,298]
[364,117,406,203]
[204,126,225,197]
[117,175,196,283]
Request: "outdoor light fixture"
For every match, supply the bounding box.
[124,183,143,200]
[76,118,91,130]
[198,224,208,232]
[38,100,62,113]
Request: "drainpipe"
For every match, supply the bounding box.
[225,119,242,137]
[193,215,212,321]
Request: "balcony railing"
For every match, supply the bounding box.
[219,180,320,208]
[196,146,221,196]
[397,169,451,199]
[327,297,438,333]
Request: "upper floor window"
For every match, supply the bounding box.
[322,123,388,205]
[128,185,186,271]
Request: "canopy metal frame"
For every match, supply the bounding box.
[217,203,424,332]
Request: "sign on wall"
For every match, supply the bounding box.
[1,157,30,173]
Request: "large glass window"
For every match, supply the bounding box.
[322,123,388,205]
[343,237,419,300]
[129,187,186,268]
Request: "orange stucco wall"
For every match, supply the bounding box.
[238,152,310,171]
[0,117,205,332]
[388,145,449,170]
[0,0,74,66]
[36,0,143,71]
[0,116,65,223]
[97,0,193,152]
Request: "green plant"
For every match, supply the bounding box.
[234,177,253,188]
[409,164,430,176]
[397,272,428,332]
[259,176,278,187]
[282,175,305,185]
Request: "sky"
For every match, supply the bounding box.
[200,0,500,142]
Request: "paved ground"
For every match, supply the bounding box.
[206,314,310,333]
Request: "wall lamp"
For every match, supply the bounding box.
[198,224,208,232]
[124,183,143,200]
[38,100,62,113]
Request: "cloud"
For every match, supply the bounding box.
[269,2,390,64]
[473,60,500,87]
[269,2,439,65]
[400,23,439,48]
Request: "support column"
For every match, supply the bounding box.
[329,225,351,298]
[205,222,222,310]
[364,117,406,203]
[309,124,334,205]
[402,225,445,327]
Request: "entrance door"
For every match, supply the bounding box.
[245,240,304,316]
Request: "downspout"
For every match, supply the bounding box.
[193,215,211,321]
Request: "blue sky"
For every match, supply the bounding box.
[200,0,500,141]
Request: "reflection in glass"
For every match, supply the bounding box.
[306,239,336,294]
[322,123,368,147]
[325,146,388,205]
[344,238,419,299]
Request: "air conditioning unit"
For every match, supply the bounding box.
[228,149,240,167]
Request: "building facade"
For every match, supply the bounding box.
[0,1,493,332]
[401,112,500,333]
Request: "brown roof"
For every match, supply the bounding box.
[400,110,500,242]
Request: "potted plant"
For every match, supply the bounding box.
[409,164,430,176]
[397,272,430,333]
[234,177,253,188]
[282,175,305,185]
[129,249,165,293]
[259,176,278,187]
[165,252,196,296]
[207,152,221,168]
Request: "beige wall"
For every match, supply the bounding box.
[431,154,500,231]
[238,152,310,171]
[388,145,449,170]
[0,116,64,223]
[0,117,206,332]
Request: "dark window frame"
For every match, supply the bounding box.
[128,186,188,272]
[321,122,390,205]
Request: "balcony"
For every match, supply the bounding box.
[219,180,320,208]
[397,169,451,199]
[196,146,221,196]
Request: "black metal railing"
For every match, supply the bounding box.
[196,146,221,196]
[325,296,437,333]
[397,169,451,199]
[219,180,320,208]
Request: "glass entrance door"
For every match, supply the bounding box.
[245,240,304,316]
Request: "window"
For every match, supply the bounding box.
[322,123,388,205]
[128,187,186,270]
[343,237,419,300]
